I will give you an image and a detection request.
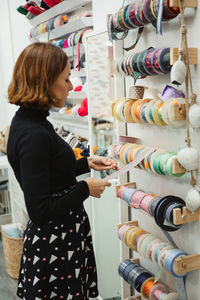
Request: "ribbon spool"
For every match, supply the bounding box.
[114,143,186,178]
[129,86,145,99]
[117,185,185,231]
[141,277,156,298]
[153,195,185,231]
[108,0,179,44]
[161,85,185,101]
[149,283,169,300]
[118,260,178,299]
[164,249,187,277]
[53,28,92,49]
[116,48,171,82]
[111,96,185,127]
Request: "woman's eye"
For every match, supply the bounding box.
[65,79,69,83]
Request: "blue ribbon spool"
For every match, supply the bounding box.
[164,249,187,277]
[118,259,132,276]
[127,264,141,285]
[165,202,184,226]
[123,263,136,281]
[135,272,152,292]
[124,188,137,205]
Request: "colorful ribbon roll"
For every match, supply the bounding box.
[113,143,186,178]
[111,98,185,127]
[115,48,171,83]
[117,224,188,280]
[118,259,178,299]
[108,0,179,44]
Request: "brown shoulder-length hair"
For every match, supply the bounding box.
[8,42,68,110]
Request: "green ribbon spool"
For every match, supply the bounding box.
[162,52,171,71]
[122,5,133,29]
[148,0,157,28]
[159,152,176,174]
[165,155,185,177]
[157,106,163,121]
[153,154,166,175]
[138,50,151,76]
[132,53,141,73]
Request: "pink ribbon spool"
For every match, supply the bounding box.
[62,39,69,48]
[139,194,155,214]
[117,225,131,240]
[113,144,123,159]
[117,186,127,199]
[131,190,147,208]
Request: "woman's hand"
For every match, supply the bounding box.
[87,155,119,171]
[84,177,111,198]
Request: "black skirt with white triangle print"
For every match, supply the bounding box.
[17,204,98,300]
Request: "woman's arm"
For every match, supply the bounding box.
[75,158,90,176]
[18,128,89,227]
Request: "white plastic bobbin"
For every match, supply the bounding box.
[149,283,168,300]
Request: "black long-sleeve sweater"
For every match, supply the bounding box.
[7,106,90,226]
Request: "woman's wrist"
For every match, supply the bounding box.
[87,156,92,168]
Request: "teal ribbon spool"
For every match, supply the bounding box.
[153,154,166,175]
[159,152,176,174]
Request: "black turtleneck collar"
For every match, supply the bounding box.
[16,106,49,119]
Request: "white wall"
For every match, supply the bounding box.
[92,0,122,32]
[0,0,31,130]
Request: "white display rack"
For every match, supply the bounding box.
[67,91,87,103]
[30,17,93,42]
[63,44,85,57]
[49,112,89,138]
[28,0,92,27]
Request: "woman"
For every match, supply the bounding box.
[7,42,118,300]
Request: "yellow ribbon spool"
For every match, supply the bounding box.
[129,229,146,250]
[145,99,157,125]
[119,143,133,165]
[123,225,137,246]
[128,144,142,162]
[152,100,167,126]
[131,100,144,124]
[124,99,136,123]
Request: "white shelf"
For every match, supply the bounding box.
[49,112,89,137]
[31,17,93,42]
[49,111,88,124]
[67,91,87,103]
[71,68,86,77]
[28,0,92,27]
[63,44,85,57]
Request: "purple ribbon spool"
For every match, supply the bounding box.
[161,85,185,101]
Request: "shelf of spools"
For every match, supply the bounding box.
[28,0,92,27]
[113,47,198,81]
[30,17,93,42]
[115,181,200,226]
[63,44,85,57]
[118,220,200,275]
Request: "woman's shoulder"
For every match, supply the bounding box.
[9,115,54,148]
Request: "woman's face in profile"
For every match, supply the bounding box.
[51,62,73,107]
